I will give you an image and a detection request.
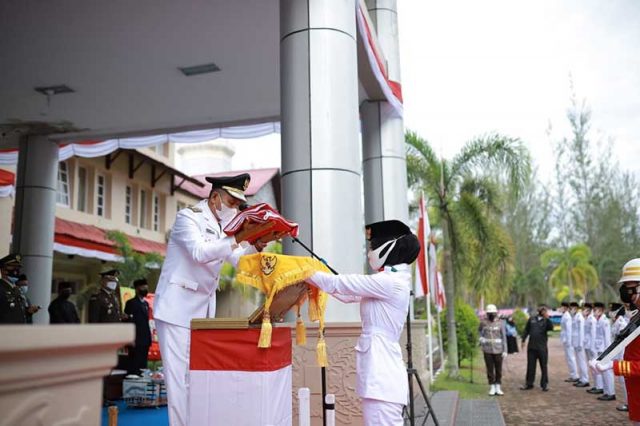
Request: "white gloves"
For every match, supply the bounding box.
[589,359,613,373]
[502,352,508,359]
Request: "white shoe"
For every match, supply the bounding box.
[495,384,504,395]
[489,384,496,396]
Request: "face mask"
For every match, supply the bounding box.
[215,195,237,225]
[619,285,637,304]
[138,289,149,298]
[367,238,398,271]
[18,286,28,295]
[106,281,118,291]
[487,313,496,321]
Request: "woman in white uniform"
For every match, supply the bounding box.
[306,220,420,425]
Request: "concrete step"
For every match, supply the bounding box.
[454,399,505,426]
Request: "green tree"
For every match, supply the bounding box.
[540,243,599,301]
[441,302,480,367]
[106,230,164,287]
[406,131,530,376]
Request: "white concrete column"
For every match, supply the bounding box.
[280,0,363,321]
[361,0,408,224]
[12,136,59,324]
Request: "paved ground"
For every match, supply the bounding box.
[498,336,630,425]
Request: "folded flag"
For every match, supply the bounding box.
[224,203,299,244]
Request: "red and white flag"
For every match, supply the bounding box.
[435,270,446,312]
[415,193,431,299]
[189,328,292,425]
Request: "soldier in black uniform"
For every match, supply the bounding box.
[48,281,80,324]
[124,278,152,375]
[0,254,27,324]
[88,268,125,323]
[520,304,555,391]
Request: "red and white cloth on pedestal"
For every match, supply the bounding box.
[189,327,293,426]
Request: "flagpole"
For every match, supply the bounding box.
[426,284,434,383]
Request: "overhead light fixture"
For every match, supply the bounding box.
[178,62,221,76]
[34,85,75,96]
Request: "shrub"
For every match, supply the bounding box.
[512,308,528,336]
[441,302,480,367]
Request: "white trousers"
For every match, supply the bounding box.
[586,349,601,388]
[563,343,577,379]
[362,398,404,426]
[156,319,191,426]
[573,347,589,383]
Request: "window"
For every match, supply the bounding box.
[77,167,88,212]
[153,193,160,231]
[139,189,147,228]
[57,161,70,206]
[96,174,105,217]
[125,186,132,224]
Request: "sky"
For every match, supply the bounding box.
[231,1,640,179]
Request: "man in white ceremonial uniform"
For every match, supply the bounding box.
[592,302,616,401]
[306,220,421,426]
[611,303,630,411]
[571,302,590,387]
[560,302,578,383]
[582,303,600,394]
[153,173,264,426]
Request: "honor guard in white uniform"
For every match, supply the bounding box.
[611,303,629,411]
[592,302,616,400]
[153,173,264,426]
[571,302,590,387]
[582,303,598,393]
[306,220,421,426]
[560,302,578,383]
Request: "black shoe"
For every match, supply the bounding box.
[616,404,628,412]
[587,388,604,394]
[541,386,549,392]
[574,381,589,388]
[597,394,616,401]
[564,377,579,383]
[520,385,534,390]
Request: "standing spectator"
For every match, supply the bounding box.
[0,253,27,324]
[88,268,125,323]
[520,304,554,391]
[16,274,40,324]
[124,278,152,376]
[505,316,519,354]
[48,281,80,324]
[559,302,578,382]
[479,304,508,396]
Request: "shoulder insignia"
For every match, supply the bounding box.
[188,206,203,213]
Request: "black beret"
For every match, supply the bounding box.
[610,302,623,311]
[133,278,148,288]
[569,302,579,307]
[593,302,605,308]
[583,302,593,309]
[205,173,251,202]
[561,302,569,308]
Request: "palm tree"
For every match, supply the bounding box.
[406,131,530,376]
[541,243,599,301]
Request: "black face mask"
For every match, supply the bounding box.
[620,285,637,304]
[138,289,149,298]
[487,313,496,321]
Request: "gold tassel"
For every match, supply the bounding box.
[316,335,328,367]
[296,316,307,346]
[258,313,272,348]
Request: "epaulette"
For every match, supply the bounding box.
[188,206,203,213]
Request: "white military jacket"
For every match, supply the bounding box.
[584,313,596,353]
[593,314,611,354]
[307,264,410,405]
[560,311,573,346]
[154,199,255,328]
[571,312,584,349]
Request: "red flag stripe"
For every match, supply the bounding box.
[190,328,292,371]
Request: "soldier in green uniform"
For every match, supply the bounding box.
[88,268,124,323]
[0,254,27,324]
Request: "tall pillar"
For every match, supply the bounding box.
[361,0,408,224]
[280,0,363,321]
[13,136,59,324]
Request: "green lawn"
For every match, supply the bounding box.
[431,347,490,400]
